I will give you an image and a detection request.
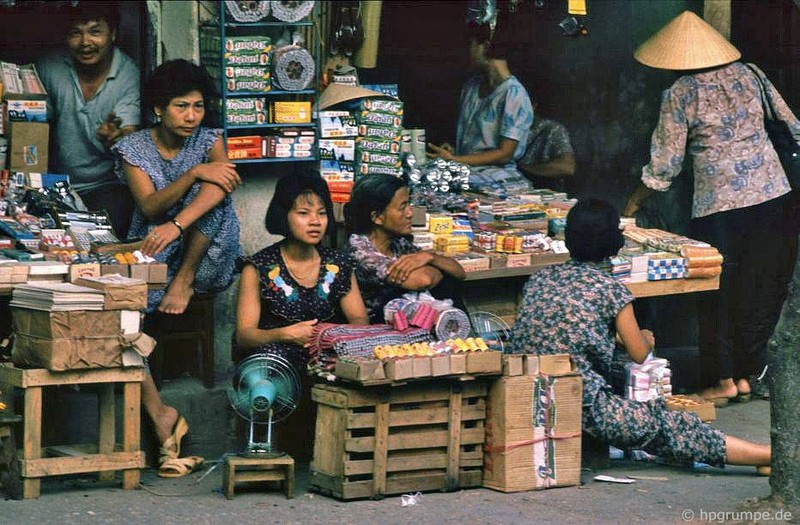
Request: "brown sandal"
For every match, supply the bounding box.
[159,454,204,478]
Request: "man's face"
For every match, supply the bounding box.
[67,19,115,68]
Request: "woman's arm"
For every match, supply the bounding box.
[615,303,655,364]
[428,137,518,166]
[519,153,577,179]
[235,265,319,349]
[340,274,370,325]
[387,251,466,287]
[622,183,656,217]
[126,138,240,221]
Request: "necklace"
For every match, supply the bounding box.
[282,249,320,283]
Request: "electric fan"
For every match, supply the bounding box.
[228,353,301,457]
[469,311,512,352]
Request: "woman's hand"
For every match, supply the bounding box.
[640,329,656,350]
[622,197,641,218]
[282,319,318,348]
[426,142,455,161]
[191,162,242,193]
[387,252,434,284]
[141,220,182,255]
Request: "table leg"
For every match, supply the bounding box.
[22,386,42,499]
[122,382,141,489]
[285,461,295,499]
[98,384,115,482]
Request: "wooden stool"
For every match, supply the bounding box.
[0,364,145,499]
[222,454,295,499]
[151,293,216,388]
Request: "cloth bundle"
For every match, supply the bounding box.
[384,295,471,341]
[270,0,315,22]
[225,0,271,22]
[271,45,315,91]
[308,322,432,371]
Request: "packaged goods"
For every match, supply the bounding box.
[359,98,404,115]
[354,136,401,154]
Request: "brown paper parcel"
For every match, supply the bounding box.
[76,275,147,310]
[12,308,153,371]
[483,356,583,492]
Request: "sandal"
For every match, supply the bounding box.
[160,415,189,459]
[756,466,771,477]
[159,455,205,478]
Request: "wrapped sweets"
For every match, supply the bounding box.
[680,245,723,279]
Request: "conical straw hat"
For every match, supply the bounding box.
[634,11,741,71]
[316,83,387,110]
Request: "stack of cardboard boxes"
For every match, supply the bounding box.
[0,61,49,175]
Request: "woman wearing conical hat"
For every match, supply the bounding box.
[623,11,800,406]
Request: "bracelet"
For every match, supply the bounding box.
[171,218,184,235]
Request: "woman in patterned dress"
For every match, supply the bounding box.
[344,174,466,323]
[508,199,770,472]
[113,59,242,478]
[234,171,368,458]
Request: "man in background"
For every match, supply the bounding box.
[37,1,140,239]
[517,100,576,192]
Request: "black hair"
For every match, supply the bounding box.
[344,174,408,235]
[265,170,334,238]
[564,199,625,262]
[465,20,512,60]
[145,59,218,112]
[65,1,119,33]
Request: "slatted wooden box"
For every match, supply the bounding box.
[309,380,487,500]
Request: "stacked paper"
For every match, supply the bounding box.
[626,356,672,401]
[10,282,105,311]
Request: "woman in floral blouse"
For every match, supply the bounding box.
[344,174,466,323]
[234,171,369,368]
[509,199,770,472]
[623,12,799,404]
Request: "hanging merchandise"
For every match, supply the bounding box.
[270,0,315,23]
[225,0,271,23]
[567,0,587,16]
[329,2,364,57]
[466,0,497,25]
[272,45,315,91]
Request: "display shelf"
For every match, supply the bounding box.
[202,1,321,166]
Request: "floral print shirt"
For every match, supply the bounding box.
[642,62,798,218]
[456,75,534,168]
[345,233,420,323]
[507,259,633,401]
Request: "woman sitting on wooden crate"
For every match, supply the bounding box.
[234,170,369,457]
[508,199,771,474]
[344,173,466,324]
[113,59,242,478]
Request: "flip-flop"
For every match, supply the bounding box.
[756,466,771,477]
[160,415,189,460]
[708,397,731,408]
[733,392,751,403]
[158,455,205,478]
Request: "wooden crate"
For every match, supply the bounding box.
[310,380,487,500]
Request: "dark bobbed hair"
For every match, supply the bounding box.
[64,1,119,32]
[145,59,218,111]
[465,21,512,60]
[564,199,625,262]
[344,174,408,235]
[265,170,334,238]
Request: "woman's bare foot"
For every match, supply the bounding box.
[158,279,195,314]
[698,379,738,406]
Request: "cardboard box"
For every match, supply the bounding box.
[483,354,583,492]
[466,351,502,374]
[384,357,413,381]
[129,264,149,282]
[335,358,386,382]
[411,355,432,378]
[68,262,101,283]
[449,353,467,374]
[148,263,168,284]
[8,121,48,173]
[503,354,524,376]
[11,309,144,371]
[431,354,451,376]
[76,274,147,310]
[101,263,129,277]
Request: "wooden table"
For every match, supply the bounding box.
[0,364,145,499]
[459,254,720,327]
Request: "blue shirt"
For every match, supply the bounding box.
[455,74,533,169]
[37,48,140,193]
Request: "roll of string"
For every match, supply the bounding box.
[271,45,316,91]
[434,308,471,341]
[270,0,315,23]
[225,0,270,22]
